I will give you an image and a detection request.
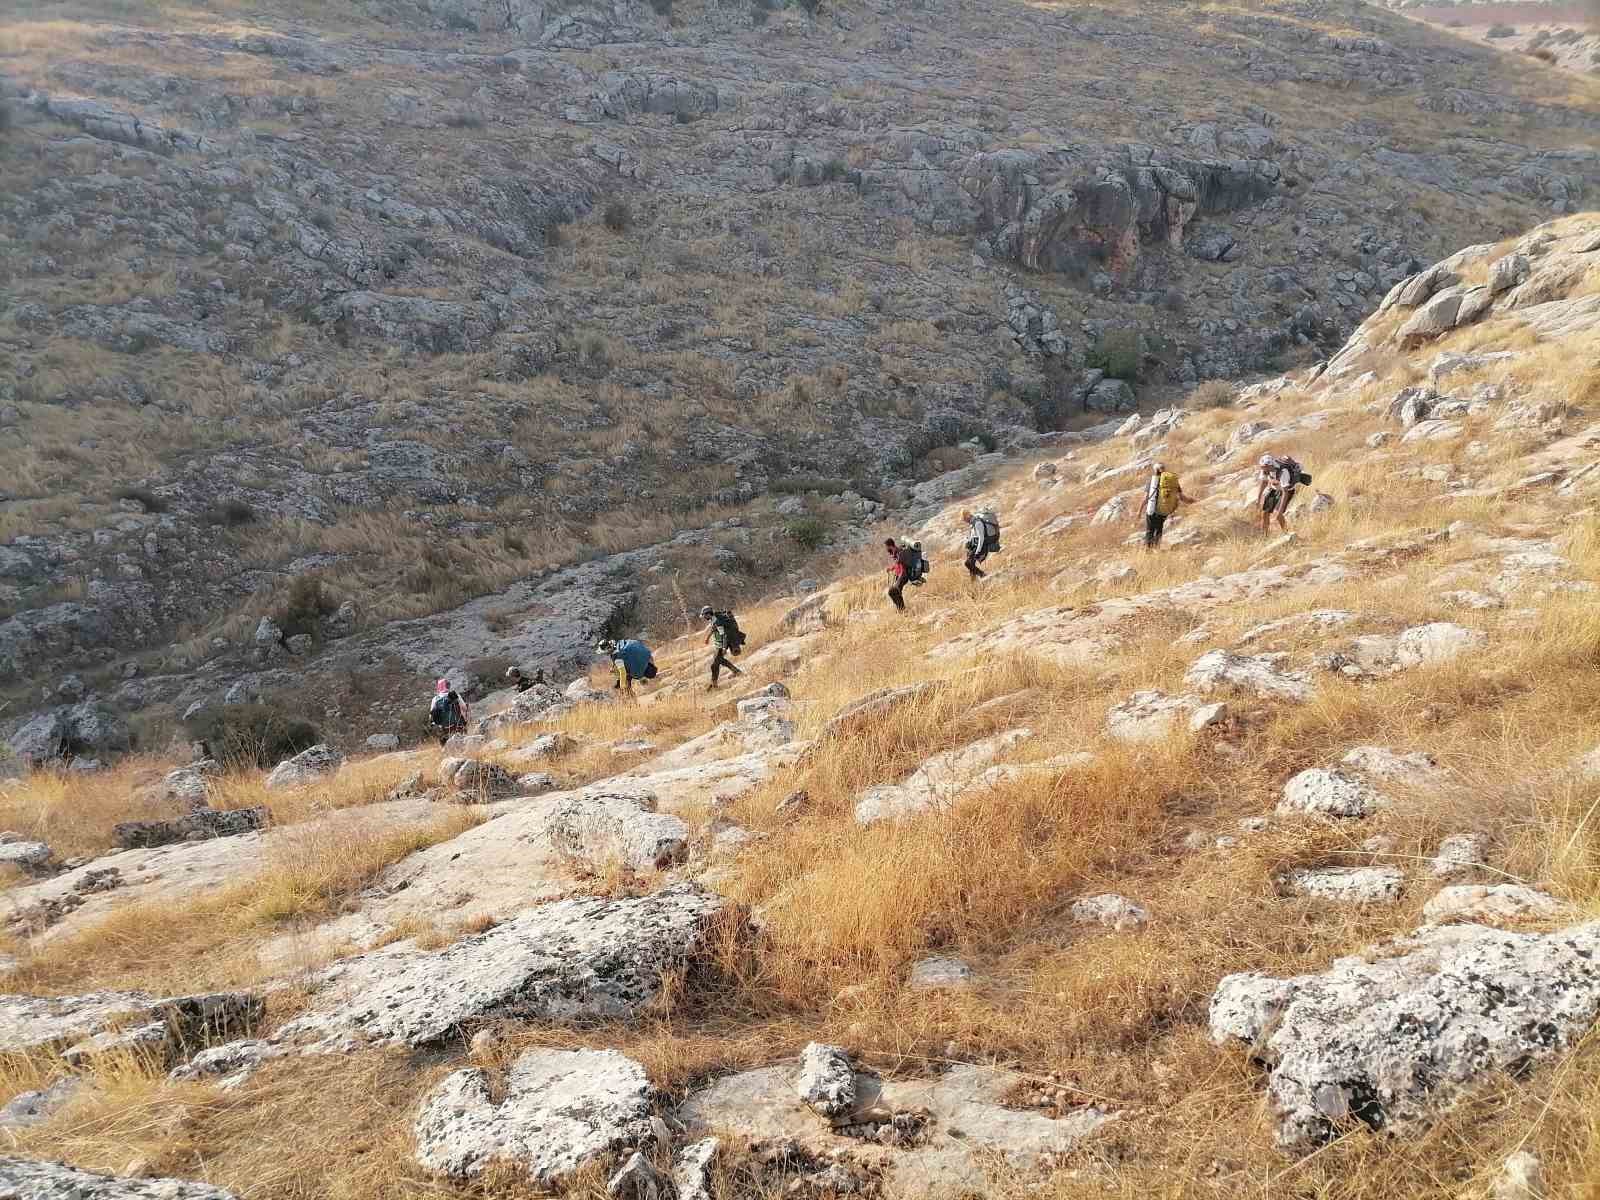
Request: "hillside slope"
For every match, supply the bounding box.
[1,214,1599,1199]
[4,0,1600,735]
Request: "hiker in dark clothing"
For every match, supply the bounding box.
[885,538,909,611]
[429,678,469,745]
[598,638,656,694]
[961,509,1001,580]
[700,605,745,690]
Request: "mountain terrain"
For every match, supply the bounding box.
[4,0,1600,757]
[1,212,1599,1198]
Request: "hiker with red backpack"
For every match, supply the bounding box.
[884,537,927,611]
[1140,462,1193,548]
[1256,452,1310,534]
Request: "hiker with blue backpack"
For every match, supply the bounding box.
[961,509,1001,580]
[598,637,657,694]
[699,605,746,690]
[428,678,470,744]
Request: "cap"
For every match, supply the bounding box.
[699,606,714,619]
[505,666,521,678]
[436,678,450,693]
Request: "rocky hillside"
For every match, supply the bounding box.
[5,0,1600,748]
[1,213,1599,1199]
[1373,1,1600,79]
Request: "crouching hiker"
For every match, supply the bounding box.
[961,508,1002,580]
[1256,452,1310,535]
[429,678,469,745]
[598,637,657,694]
[1140,461,1193,548]
[699,605,746,690]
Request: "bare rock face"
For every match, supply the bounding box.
[1422,884,1573,926]
[0,990,257,1057]
[1104,690,1205,743]
[414,1048,654,1184]
[275,885,729,1050]
[853,729,1033,825]
[795,1043,857,1117]
[542,792,689,872]
[1210,922,1600,1147]
[1394,622,1486,668]
[0,1158,240,1199]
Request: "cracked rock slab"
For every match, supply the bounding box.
[1210,921,1600,1147]
[1071,893,1149,930]
[678,1062,1114,1199]
[1422,884,1573,926]
[1184,649,1313,702]
[796,1043,857,1117]
[0,1158,240,1198]
[1283,867,1404,905]
[275,884,728,1050]
[1277,768,1391,819]
[415,1048,654,1184]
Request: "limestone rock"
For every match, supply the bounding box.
[1283,866,1404,905]
[415,1048,654,1184]
[1422,884,1573,926]
[0,840,54,870]
[1277,769,1390,819]
[365,733,401,751]
[795,1043,857,1117]
[1184,649,1312,702]
[854,728,1032,825]
[1105,690,1204,743]
[276,885,729,1050]
[543,792,689,872]
[608,1151,671,1200]
[0,1077,85,1129]
[673,1137,720,1200]
[113,806,270,849]
[1395,622,1486,668]
[161,759,221,808]
[1210,922,1600,1147]
[0,1159,240,1199]
[907,956,974,990]
[1071,893,1148,930]
[823,682,937,738]
[263,743,344,790]
[1429,833,1488,879]
[679,1062,1114,1198]
[446,759,520,800]
[1339,746,1443,787]
[1487,253,1530,295]
[1493,1150,1545,1200]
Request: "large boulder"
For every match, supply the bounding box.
[1422,884,1573,926]
[1105,690,1203,743]
[415,1048,654,1184]
[0,1158,240,1199]
[1277,768,1390,819]
[1394,623,1485,668]
[1209,922,1600,1147]
[542,793,689,872]
[6,703,131,766]
[1085,378,1135,413]
[275,885,729,1050]
[263,743,344,790]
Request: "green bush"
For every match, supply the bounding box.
[204,498,256,527]
[186,704,320,769]
[787,517,829,550]
[274,575,338,639]
[1084,327,1141,382]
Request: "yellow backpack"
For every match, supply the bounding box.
[1155,471,1180,516]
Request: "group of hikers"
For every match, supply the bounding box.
[426,450,1309,734]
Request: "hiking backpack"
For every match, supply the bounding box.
[714,610,747,655]
[1154,471,1180,517]
[976,510,1002,555]
[429,692,459,727]
[898,542,929,585]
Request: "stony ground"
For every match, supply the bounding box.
[4,0,1600,752]
[1,214,1599,1199]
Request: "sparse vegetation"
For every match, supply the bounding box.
[1187,378,1235,409]
[111,485,167,512]
[203,498,257,527]
[185,703,320,770]
[785,516,829,549]
[603,198,632,233]
[1085,326,1142,382]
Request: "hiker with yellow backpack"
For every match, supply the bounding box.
[1141,461,1193,548]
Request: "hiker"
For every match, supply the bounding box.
[1140,461,1193,548]
[961,508,1002,580]
[700,605,746,690]
[1256,452,1309,534]
[428,678,469,744]
[505,666,544,693]
[598,637,657,693]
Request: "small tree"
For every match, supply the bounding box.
[1085,328,1141,382]
[603,199,632,233]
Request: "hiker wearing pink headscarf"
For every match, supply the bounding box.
[428,677,469,744]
